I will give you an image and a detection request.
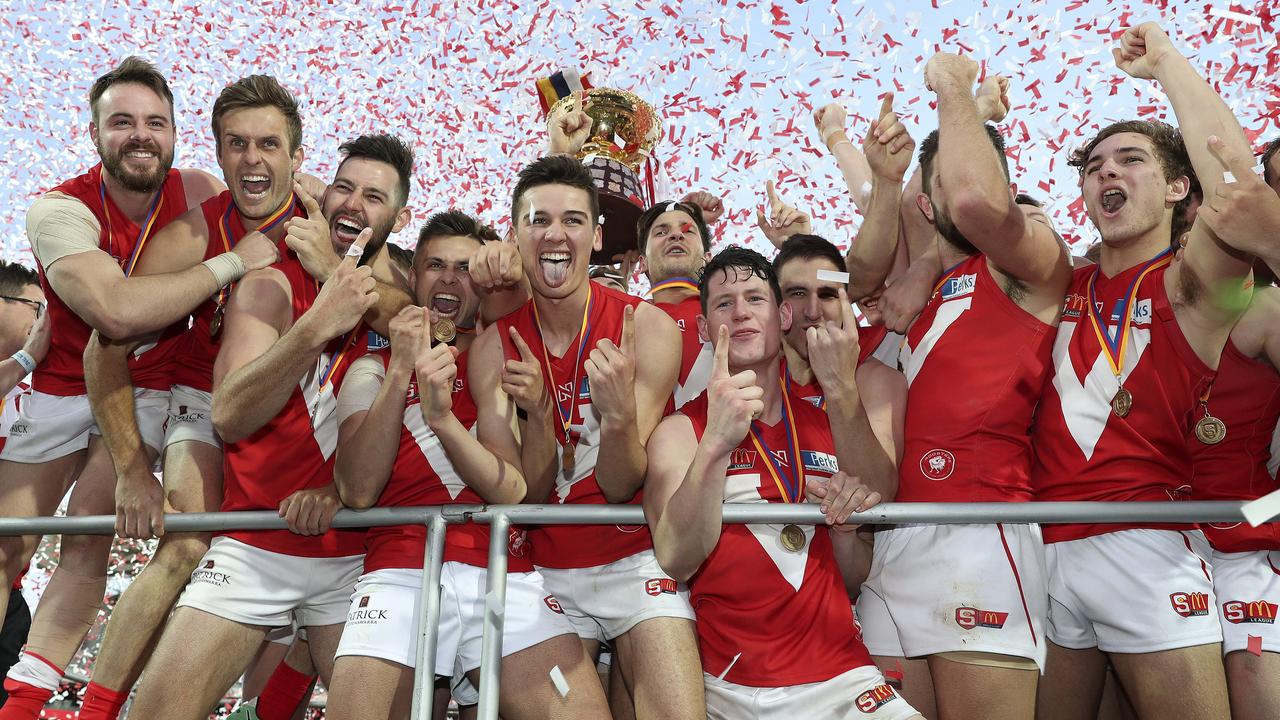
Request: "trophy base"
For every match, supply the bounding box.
[585,156,647,265]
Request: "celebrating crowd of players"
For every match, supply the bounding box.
[0,19,1278,720]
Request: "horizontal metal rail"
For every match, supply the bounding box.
[0,501,1261,536]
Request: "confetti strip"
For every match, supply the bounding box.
[1247,635,1263,656]
[549,665,570,697]
[1242,489,1280,527]
[716,652,743,680]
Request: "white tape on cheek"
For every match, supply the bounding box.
[549,665,570,697]
[816,268,850,284]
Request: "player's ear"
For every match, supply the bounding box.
[696,313,710,344]
[779,300,793,332]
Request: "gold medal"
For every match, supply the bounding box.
[209,300,225,339]
[780,524,806,552]
[562,444,575,473]
[1195,414,1226,445]
[432,317,456,344]
[1111,387,1132,418]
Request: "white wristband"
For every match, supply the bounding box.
[821,126,846,148]
[10,350,36,374]
[202,252,247,288]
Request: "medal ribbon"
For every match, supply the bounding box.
[1086,248,1173,378]
[531,285,595,445]
[646,276,699,297]
[213,193,299,307]
[316,326,361,396]
[98,176,164,277]
[746,373,806,503]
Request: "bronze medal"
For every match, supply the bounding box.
[209,301,225,339]
[562,444,575,473]
[1195,415,1227,445]
[432,318,456,344]
[1111,387,1132,418]
[780,524,806,552]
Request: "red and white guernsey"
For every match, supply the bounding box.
[337,348,534,573]
[1031,259,1214,543]
[898,254,1053,503]
[787,325,886,409]
[495,284,652,569]
[0,383,27,453]
[654,294,713,410]
[220,249,368,557]
[680,376,873,687]
[1192,338,1280,553]
[37,164,189,395]
[173,191,305,391]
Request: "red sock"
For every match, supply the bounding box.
[0,679,53,719]
[255,662,316,720]
[77,681,130,720]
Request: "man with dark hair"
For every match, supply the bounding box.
[1263,136,1280,193]
[645,245,921,719]
[326,209,610,719]
[472,154,705,717]
[636,199,714,408]
[0,57,273,719]
[1031,24,1269,720]
[855,51,1074,720]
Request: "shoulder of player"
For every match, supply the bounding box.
[1232,285,1280,351]
[27,192,97,226]
[228,266,291,311]
[631,296,680,334]
[178,168,226,207]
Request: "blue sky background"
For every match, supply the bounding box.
[0,0,1275,268]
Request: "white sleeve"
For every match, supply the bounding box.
[336,355,386,425]
[26,194,103,268]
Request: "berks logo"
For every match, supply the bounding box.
[645,578,678,597]
[955,607,1009,630]
[1223,600,1277,625]
[940,274,977,300]
[920,449,956,481]
[855,684,897,713]
[1170,592,1211,618]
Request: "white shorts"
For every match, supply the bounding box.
[334,564,575,678]
[176,537,363,628]
[856,524,1047,669]
[704,664,920,720]
[1047,529,1222,653]
[537,549,695,643]
[0,388,168,462]
[1211,548,1280,656]
[164,384,221,449]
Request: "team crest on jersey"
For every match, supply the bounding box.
[940,274,976,300]
[1223,600,1276,624]
[728,448,757,470]
[645,578,678,596]
[1170,592,1211,618]
[801,450,839,474]
[543,595,564,614]
[919,449,956,481]
[855,684,898,713]
[509,528,530,559]
[368,331,390,350]
[955,607,1009,629]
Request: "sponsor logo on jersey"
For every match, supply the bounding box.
[359,595,370,608]
[728,448,757,471]
[802,450,839,474]
[855,684,898,713]
[543,595,564,614]
[348,594,388,623]
[940,274,977,300]
[190,559,231,587]
[645,578,679,596]
[578,376,591,399]
[768,449,789,467]
[368,331,390,350]
[802,394,823,408]
[8,421,28,437]
[1223,600,1277,624]
[1062,292,1087,320]
[955,607,1009,630]
[174,404,208,424]
[1170,591,1211,618]
[920,448,956,481]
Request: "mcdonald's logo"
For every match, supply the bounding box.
[1223,600,1278,625]
[1169,592,1211,618]
[955,607,1009,630]
[855,684,897,713]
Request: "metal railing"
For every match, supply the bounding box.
[0,500,1266,720]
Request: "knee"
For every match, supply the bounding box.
[152,535,212,574]
[0,536,38,577]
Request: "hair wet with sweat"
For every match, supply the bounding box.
[698,245,782,315]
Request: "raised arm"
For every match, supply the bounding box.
[847,94,915,299]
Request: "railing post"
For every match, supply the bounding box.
[475,512,510,720]
[410,513,448,720]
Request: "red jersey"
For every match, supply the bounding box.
[220,250,368,557]
[1031,260,1214,543]
[786,325,886,408]
[1192,338,1280,552]
[680,379,873,687]
[495,285,652,569]
[173,191,305,391]
[340,348,534,573]
[898,255,1053,503]
[654,294,712,410]
[37,165,189,395]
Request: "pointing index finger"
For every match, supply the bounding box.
[878,91,895,121]
[1206,135,1251,181]
[765,180,783,213]
[343,227,373,266]
[838,287,855,329]
[293,180,322,218]
[509,326,537,363]
[712,324,730,379]
[621,305,636,357]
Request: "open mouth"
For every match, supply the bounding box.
[333,216,364,244]
[1100,188,1126,215]
[430,292,461,317]
[665,243,689,257]
[539,250,571,286]
[240,174,270,200]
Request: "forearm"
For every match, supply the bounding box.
[594,416,646,503]
[213,319,327,443]
[830,531,874,599]
[936,86,1011,220]
[334,369,410,508]
[361,281,412,338]
[518,402,559,504]
[0,360,27,396]
[98,265,222,340]
[480,285,529,325]
[828,134,874,213]
[430,413,526,504]
[848,177,905,299]
[83,335,150,477]
[1155,55,1251,198]
[825,387,897,500]
[653,447,729,582]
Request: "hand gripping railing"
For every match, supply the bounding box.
[0,501,1263,720]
